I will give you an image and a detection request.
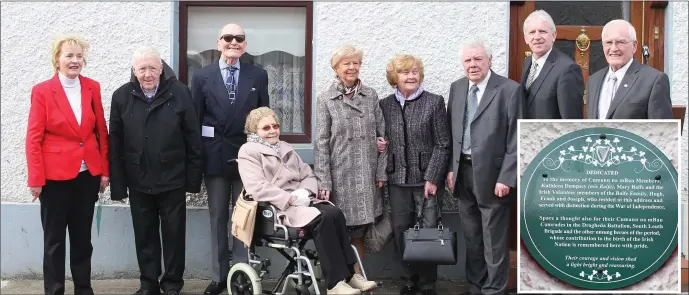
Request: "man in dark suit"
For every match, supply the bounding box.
[190,23,270,295]
[521,10,584,119]
[446,40,520,295]
[110,47,203,295]
[587,19,673,119]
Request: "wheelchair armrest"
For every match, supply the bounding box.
[257,201,289,240]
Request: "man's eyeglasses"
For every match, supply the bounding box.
[220,34,245,43]
[260,123,280,131]
[603,40,633,48]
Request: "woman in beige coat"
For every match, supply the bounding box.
[313,45,385,291]
[237,107,367,295]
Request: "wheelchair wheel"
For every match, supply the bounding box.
[228,263,262,295]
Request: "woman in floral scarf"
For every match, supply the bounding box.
[313,45,386,292]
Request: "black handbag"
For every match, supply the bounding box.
[402,195,457,265]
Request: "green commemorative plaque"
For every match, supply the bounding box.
[520,127,678,290]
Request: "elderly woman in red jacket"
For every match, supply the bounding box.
[25,35,109,295]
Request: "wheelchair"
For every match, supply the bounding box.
[228,201,370,295]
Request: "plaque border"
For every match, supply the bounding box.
[518,124,681,292]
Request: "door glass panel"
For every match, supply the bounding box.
[535,1,631,26]
[588,41,607,75]
[554,40,575,60]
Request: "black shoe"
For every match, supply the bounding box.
[203,281,227,295]
[163,290,180,295]
[400,285,417,295]
[134,288,161,295]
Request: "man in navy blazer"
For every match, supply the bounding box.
[191,23,270,295]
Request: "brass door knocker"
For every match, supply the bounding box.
[576,27,591,57]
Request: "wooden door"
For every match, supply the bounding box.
[508,1,668,251]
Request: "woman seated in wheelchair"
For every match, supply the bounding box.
[237,107,376,295]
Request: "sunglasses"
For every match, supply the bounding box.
[220,34,246,43]
[261,123,280,131]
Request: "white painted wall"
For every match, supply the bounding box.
[314,2,510,104]
[0,2,172,203]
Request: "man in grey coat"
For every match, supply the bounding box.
[587,19,673,119]
[446,40,520,295]
[521,10,584,119]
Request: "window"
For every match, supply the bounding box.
[179,1,313,143]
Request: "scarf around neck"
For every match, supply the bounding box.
[247,133,281,156]
[394,84,424,107]
[336,78,361,98]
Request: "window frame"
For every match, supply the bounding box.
[179,1,314,143]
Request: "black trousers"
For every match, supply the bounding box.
[456,161,511,295]
[40,170,100,295]
[129,188,186,292]
[303,203,357,287]
[389,185,439,291]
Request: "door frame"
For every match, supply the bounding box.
[508,0,668,251]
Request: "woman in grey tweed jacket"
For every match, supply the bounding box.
[313,45,385,291]
[378,54,451,295]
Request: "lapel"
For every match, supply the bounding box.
[587,70,606,119]
[252,140,294,160]
[50,74,80,135]
[78,76,93,137]
[209,65,233,112]
[526,51,556,110]
[605,60,641,119]
[233,63,254,115]
[453,79,468,129]
[471,71,499,124]
[521,57,531,86]
[343,87,370,113]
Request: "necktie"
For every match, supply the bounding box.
[225,66,237,105]
[462,85,480,153]
[598,75,618,119]
[525,61,539,89]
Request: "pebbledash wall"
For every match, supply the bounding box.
[0,1,686,280]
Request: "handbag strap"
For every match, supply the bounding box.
[414,193,444,230]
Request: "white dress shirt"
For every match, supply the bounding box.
[58,72,88,172]
[530,47,552,80]
[598,58,633,119]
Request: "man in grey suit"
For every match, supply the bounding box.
[521,10,584,119]
[587,19,673,119]
[446,40,520,295]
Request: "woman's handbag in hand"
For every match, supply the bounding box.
[231,162,283,248]
[402,195,457,265]
[363,187,393,253]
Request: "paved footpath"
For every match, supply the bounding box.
[0,279,468,294]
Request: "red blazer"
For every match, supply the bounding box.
[25,74,109,187]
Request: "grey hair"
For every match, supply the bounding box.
[523,10,556,34]
[459,39,493,58]
[131,45,162,67]
[602,19,637,41]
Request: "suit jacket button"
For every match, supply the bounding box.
[79,142,84,146]
[360,114,364,118]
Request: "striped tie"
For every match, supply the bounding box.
[525,62,539,89]
[462,85,480,153]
